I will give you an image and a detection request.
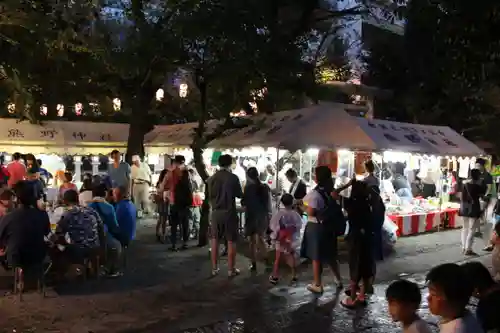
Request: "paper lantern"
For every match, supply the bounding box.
[354,152,372,174]
[317,150,338,174]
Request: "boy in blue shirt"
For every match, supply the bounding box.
[88,184,123,276]
[113,185,136,244]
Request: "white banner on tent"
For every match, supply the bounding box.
[355,117,484,156]
[51,121,129,144]
[0,119,64,144]
[0,119,129,154]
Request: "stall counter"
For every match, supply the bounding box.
[388,208,459,237]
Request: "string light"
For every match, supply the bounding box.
[156,88,164,101]
[179,83,188,98]
[112,98,121,111]
[57,104,64,117]
[75,103,83,116]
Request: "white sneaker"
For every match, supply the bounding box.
[211,268,220,277]
[228,268,241,278]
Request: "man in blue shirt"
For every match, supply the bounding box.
[108,150,131,190]
[113,185,136,244]
[37,159,52,185]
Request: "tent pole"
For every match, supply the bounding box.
[437,157,443,232]
[299,150,303,179]
[276,148,280,210]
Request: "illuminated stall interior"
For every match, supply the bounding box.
[0,119,129,191]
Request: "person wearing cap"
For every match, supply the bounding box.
[108,150,131,191]
[130,155,152,217]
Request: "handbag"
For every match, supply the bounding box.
[459,184,473,217]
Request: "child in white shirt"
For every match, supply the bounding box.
[386,279,433,333]
[426,263,484,333]
[268,194,302,285]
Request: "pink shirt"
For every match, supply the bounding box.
[6,160,26,187]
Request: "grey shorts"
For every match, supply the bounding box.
[244,214,269,237]
[209,209,239,242]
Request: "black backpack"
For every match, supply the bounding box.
[315,187,347,236]
[369,186,386,229]
[174,175,193,208]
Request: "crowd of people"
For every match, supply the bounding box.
[199,153,387,299]
[1,149,500,332]
[201,153,500,332]
[0,151,138,282]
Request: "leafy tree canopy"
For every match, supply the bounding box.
[365,0,500,146]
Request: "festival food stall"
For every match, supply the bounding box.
[207,103,485,239]
[0,119,130,192]
[353,117,484,236]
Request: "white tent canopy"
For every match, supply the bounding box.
[207,104,484,156]
[209,103,375,151]
[145,120,222,154]
[0,119,129,155]
[355,117,484,156]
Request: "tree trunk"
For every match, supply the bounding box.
[192,81,211,246]
[125,101,150,164]
[126,120,146,164]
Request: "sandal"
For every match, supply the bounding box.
[269,275,279,285]
[464,249,478,256]
[356,295,368,306]
[340,297,358,309]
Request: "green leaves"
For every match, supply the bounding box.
[364,0,500,147]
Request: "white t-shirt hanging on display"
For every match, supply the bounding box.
[469,157,477,171]
[458,157,470,179]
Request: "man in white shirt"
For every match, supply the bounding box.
[131,155,152,217]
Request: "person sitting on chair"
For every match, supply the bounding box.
[88,184,124,277]
[55,190,104,271]
[0,182,50,272]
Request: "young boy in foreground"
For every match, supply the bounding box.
[386,279,432,333]
[426,263,484,333]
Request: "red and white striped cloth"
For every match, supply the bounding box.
[388,208,458,237]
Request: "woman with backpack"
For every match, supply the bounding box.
[301,166,343,294]
[242,167,272,272]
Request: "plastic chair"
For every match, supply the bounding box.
[122,245,128,270]
[13,258,51,301]
[82,247,101,281]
